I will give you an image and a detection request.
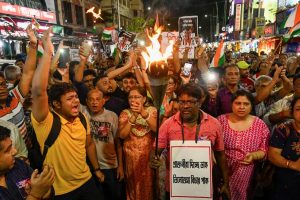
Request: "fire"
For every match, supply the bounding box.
[86,7,103,22]
[141,16,174,73]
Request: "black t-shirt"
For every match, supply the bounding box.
[0,159,33,200]
[269,126,300,199]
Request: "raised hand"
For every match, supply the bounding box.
[26,23,37,45]
[41,27,54,55]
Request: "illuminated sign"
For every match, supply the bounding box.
[0,2,56,23]
[235,4,241,31]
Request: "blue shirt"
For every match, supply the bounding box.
[0,159,32,200]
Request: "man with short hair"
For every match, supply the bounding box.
[0,125,55,200]
[0,24,38,149]
[83,69,97,90]
[151,83,231,200]
[94,74,126,116]
[4,65,22,90]
[82,89,123,200]
[31,27,103,199]
[237,60,254,92]
[216,64,240,115]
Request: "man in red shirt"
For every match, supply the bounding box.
[150,83,231,200]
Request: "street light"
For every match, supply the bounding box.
[147,6,151,10]
[204,14,208,18]
[199,26,202,29]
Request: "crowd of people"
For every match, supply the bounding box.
[1,23,300,200]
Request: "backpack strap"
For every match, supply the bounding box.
[42,112,61,163]
[78,112,87,131]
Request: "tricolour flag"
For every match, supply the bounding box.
[283,23,300,42]
[210,39,225,68]
[102,27,115,40]
[283,3,300,28]
[37,40,43,57]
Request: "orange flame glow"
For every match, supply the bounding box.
[86,7,103,22]
[141,16,174,71]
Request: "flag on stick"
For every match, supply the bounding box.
[210,39,225,68]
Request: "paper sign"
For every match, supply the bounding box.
[178,16,198,59]
[170,140,213,200]
[118,31,136,52]
[161,32,179,58]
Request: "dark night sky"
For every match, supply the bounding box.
[143,0,227,40]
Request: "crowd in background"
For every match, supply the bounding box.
[1,23,300,200]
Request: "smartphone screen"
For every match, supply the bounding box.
[58,48,70,68]
[182,63,192,76]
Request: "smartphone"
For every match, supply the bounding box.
[58,48,70,68]
[182,63,192,76]
[82,40,93,57]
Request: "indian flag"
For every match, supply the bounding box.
[283,3,300,28]
[37,40,43,57]
[102,27,115,40]
[210,39,225,68]
[283,23,300,42]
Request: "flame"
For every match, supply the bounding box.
[141,16,174,71]
[86,7,103,22]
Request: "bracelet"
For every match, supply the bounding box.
[28,193,42,200]
[133,66,141,70]
[286,160,290,168]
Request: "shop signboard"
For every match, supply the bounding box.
[0,2,56,23]
[235,4,241,31]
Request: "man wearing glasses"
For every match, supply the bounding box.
[150,83,231,200]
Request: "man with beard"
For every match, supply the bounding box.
[150,83,231,200]
[31,27,103,199]
[94,74,127,116]
[237,61,254,92]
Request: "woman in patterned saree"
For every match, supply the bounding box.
[218,90,270,200]
[119,86,157,200]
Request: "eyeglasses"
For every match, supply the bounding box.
[178,100,198,106]
[128,95,143,100]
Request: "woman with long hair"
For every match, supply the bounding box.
[268,96,300,200]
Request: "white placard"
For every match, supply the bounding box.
[170,140,212,200]
[161,32,179,59]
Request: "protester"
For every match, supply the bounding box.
[151,83,231,200]
[237,60,254,92]
[0,126,55,200]
[30,27,103,199]
[268,96,300,200]
[216,64,240,115]
[82,89,123,200]
[119,86,157,200]
[218,90,270,200]
[0,24,37,149]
